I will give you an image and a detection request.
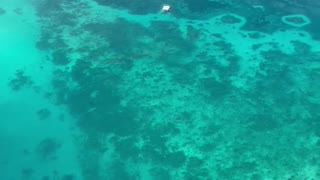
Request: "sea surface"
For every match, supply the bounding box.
[1,0,320,179]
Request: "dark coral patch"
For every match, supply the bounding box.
[8,70,33,91]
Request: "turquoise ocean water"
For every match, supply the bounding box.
[1,0,320,179]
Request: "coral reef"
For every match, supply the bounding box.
[4,0,320,179]
[8,70,33,91]
[281,14,311,27]
[36,138,61,160]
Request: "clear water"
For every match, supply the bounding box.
[1,0,320,179]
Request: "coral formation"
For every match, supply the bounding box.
[8,70,33,91]
[4,0,320,179]
[281,14,311,27]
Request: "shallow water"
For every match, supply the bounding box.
[1,0,320,179]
